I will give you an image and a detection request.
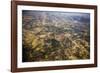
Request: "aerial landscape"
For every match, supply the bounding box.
[22,10,90,62]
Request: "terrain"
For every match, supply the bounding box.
[22,10,90,62]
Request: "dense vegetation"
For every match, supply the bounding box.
[22,10,90,62]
